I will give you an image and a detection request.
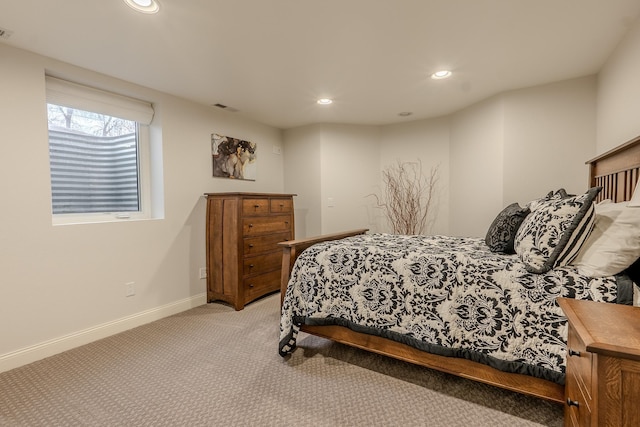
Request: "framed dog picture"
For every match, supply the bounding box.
[211,133,257,181]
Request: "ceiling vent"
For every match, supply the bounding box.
[0,27,14,39]
[212,103,239,113]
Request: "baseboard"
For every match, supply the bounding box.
[0,293,207,373]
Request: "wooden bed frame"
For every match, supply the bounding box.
[278,135,640,404]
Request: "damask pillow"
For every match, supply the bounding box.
[553,188,574,198]
[526,188,572,212]
[526,190,554,212]
[514,187,602,274]
[485,203,530,253]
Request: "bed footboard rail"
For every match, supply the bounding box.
[278,228,369,304]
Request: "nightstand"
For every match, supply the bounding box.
[557,298,640,426]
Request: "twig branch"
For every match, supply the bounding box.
[368,160,439,235]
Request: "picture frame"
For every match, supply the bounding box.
[211,133,257,181]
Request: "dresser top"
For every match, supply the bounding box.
[558,298,640,361]
[204,192,296,197]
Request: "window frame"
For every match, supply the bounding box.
[45,76,156,225]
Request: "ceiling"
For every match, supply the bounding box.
[1,0,640,129]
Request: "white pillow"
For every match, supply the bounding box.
[629,183,640,207]
[571,201,640,277]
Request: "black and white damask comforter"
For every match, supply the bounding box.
[279,234,629,384]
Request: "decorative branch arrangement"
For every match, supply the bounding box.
[369,160,439,235]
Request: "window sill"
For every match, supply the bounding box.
[52,213,159,226]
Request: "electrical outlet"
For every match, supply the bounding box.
[199,268,207,279]
[125,282,136,297]
[272,145,282,155]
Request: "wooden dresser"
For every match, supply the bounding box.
[558,298,640,427]
[205,192,295,310]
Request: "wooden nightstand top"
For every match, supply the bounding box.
[558,298,640,361]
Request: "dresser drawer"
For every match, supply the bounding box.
[270,198,293,213]
[242,198,270,215]
[244,232,291,256]
[243,269,281,301]
[567,324,593,400]
[243,215,292,235]
[243,251,282,276]
[565,370,592,427]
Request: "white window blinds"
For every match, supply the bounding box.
[45,76,154,125]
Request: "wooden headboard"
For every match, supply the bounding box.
[588,135,640,203]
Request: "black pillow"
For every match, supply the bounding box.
[485,203,530,254]
[624,257,640,284]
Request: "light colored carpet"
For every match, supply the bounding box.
[0,294,563,426]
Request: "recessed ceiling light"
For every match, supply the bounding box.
[124,0,160,14]
[317,98,333,105]
[431,70,452,80]
[398,112,413,117]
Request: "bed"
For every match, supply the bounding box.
[278,136,640,404]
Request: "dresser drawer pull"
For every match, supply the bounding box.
[248,224,253,228]
[568,349,581,357]
[249,264,254,269]
[248,244,254,248]
[249,283,254,288]
[566,398,579,408]
[254,204,260,209]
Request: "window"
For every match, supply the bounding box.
[46,76,156,223]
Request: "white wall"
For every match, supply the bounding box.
[379,118,451,235]
[0,44,285,371]
[283,125,322,238]
[320,124,381,234]
[503,76,597,203]
[283,124,380,237]
[284,77,599,239]
[447,77,597,238]
[597,16,640,152]
[449,97,504,237]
